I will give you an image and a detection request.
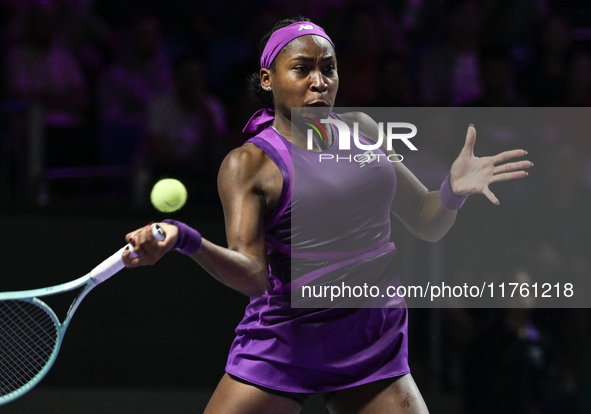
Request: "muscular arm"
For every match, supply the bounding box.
[188,145,276,296]
[390,162,457,242]
[340,112,457,243]
[124,144,281,297]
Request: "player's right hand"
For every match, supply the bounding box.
[122,222,178,267]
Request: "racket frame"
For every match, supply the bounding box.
[0,224,165,405]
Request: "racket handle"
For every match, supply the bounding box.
[90,224,166,284]
[127,224,166,259]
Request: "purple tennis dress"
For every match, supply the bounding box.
[225,114,409,393]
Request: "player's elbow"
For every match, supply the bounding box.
[407,213,455,243]
[422,233,445,243]
[242,275,268,297]
[237,262,269,297]
[244,286,267,297]
[412,227,447,243]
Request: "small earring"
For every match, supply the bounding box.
[267,86,271,91]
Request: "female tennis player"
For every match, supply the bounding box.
[123,17,532,414]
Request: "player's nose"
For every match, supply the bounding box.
[310,70,327,92]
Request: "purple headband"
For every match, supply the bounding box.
[260,21,333,69]
[243,21,333,134]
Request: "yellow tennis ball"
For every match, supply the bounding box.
[150,179,187,212]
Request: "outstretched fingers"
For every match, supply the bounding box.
[483,186,500,205]
[493,160,532,173]
[491,149,528,164]
[460,124,476,157]
[490,170,529,184]
[491,159,533,183]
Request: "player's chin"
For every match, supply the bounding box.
[296,104,332,121]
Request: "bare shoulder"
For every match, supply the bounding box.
[218,143,270,185]
[218,142,282,214]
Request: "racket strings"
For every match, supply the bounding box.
[0,300,58,397]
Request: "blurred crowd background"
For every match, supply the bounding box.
[1,0,591,413]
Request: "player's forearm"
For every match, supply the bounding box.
[189,239,269,297]
[413,191,458,242]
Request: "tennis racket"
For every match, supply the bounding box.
[0,223,166,405]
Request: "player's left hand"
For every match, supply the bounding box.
[449,125,532,205]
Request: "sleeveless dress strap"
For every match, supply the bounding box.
[246,128,292,232]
